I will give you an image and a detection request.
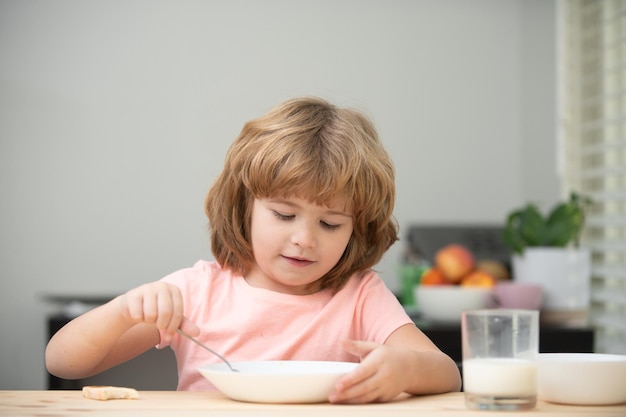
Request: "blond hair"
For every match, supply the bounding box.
[205,96,398,291]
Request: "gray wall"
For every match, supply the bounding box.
[0,0,558,389]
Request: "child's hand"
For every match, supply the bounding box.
[330,340,412,404]
[117,281,199,343]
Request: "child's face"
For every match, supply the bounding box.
[246,196,354,295]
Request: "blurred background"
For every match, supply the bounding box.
[0,0,558,389]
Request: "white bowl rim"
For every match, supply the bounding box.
[198,360,358,375]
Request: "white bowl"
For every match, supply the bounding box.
[538,353,626,405]
[414,286,493,323]
[198,360,358,403]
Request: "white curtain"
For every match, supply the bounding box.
[560,0,626,354]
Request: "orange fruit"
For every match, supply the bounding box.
[420,268,453,286]
[435,244,475,283]
[460,270,496,288]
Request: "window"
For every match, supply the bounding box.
[560,0,626,354]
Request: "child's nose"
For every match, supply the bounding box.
[291,224,316,248]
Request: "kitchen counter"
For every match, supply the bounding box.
[1,390,625,416]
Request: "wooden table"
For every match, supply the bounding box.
[1,391,625,416]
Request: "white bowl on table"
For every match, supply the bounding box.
[537,353,626,405]
[414,285,493,323]
[198,360,358,403]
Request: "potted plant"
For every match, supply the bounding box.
[502,192,593,316]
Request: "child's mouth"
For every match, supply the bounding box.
[283,255,314,266]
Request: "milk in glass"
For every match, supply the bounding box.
[463,358,537,396]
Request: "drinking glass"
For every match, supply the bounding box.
[461,309,539,410]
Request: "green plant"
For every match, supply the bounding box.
[503,192,593,255]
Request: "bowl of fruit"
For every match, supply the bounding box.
[414,244,499,323]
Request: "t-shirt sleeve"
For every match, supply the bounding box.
[353,271,415,344]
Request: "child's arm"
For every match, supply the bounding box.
[45,281,198,379]
[330,323,462,403]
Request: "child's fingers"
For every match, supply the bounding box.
[119,282,185,333]
[342,339,379,360]
[119,287,147,323]
[179,317,200,336]
[331,363,377,403]
[154,284,178,329]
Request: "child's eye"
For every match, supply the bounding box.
[321,221,340,231]
[272,211,294,221]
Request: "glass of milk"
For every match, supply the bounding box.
[462,309,539,410]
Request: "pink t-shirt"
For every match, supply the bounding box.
[158,260,414,391]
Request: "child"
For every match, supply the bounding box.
[45,96,461,403]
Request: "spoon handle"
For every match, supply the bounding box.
[176,329,239,372]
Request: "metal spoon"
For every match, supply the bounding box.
[177,328,239,372]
